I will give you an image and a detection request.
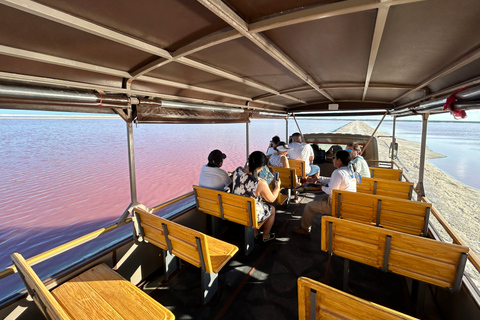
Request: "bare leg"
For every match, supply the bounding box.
[262,205,276,238]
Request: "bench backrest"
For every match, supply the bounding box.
[321,216,469,291]
[288,159,306,178]
[11,252,73,320]
[357,177,413,200]
[298,277,417,320]
[268,165,296,189]
[193,185,263,229]
[332,190,431,236]
[370,167,403,181]
[134,208,217,273]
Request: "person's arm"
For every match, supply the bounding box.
[256,178,281,203]
[281,155,289,168]
[321,170,341,196]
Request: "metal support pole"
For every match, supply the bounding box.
[417,113,429,200]
[292,113,305,142]
[126,120,138,204]
[360,111,388,156]
[246,121,250,161]
[285,117,289,143]
[391,116,397,165]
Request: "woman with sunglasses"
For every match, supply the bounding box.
[293,150,356,236]
[346,142,371,178]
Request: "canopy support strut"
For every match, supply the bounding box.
[416,113,429,200]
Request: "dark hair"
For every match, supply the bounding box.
[248,151,268,179]
[271,135,280,144]
[335,150,351,166]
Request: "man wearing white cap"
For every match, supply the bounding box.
[199,149,232,191]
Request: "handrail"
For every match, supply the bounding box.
[0,192,194,281]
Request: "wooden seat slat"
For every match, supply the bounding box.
[12,252,174,320]
[288,159,306,178]
[133,207,238,277]
[370,167,403,181]
[333,190,430,236]
[357,177,413,200]
[298,277,418,319]
[321,216,469,291]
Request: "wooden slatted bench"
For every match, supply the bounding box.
[269,165,297,206]
[133,208,238,304]
[357,177,414,200]
[298,277,418,320]
[193,185,263,255]
[11,252,174,320]
[320,216,469,293]
[288,159,306,178]
[370,167,404,181]
[331,190,431,236]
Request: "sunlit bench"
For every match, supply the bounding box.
[370,167,404,181]
[357,177,414,200]
[268,165,297,206]
[11,253,175,320]
[321,216,469,292]
[193,185,264,255]
[332,190,431,236]
[133,208,238,304]
[288,159,306,178]
[298,277,417,320]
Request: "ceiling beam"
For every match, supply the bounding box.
[362,6,389,101]
[249,0,425,33]
[0,0,171,59]
[1,0,301,105]
[197,0,333,101]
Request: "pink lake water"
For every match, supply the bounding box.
[1,117,479,301]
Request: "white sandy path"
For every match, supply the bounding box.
[335,121,480,284]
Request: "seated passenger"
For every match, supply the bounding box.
[326,145,342,158]
[232,151,280,242]
[293,150,356,236]
[266,135,281,160]
[268,142,290,168]
[198,149,232,191]
[287,132,320,179]
[346,142,371,178]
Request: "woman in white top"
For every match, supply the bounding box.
[268,142,290,168]
[293,150,356,235]
[346,142,371,178]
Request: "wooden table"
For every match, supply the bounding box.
[52,263,174,320]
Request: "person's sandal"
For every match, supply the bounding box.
[262,233,276,242]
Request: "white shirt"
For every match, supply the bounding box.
[318,166,357,198]
[199,165,231,191]
[287,142,314,174]
[266,147,275,157]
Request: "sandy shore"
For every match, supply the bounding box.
[335,121,480,284]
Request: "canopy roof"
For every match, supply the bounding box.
[1,0,480,120]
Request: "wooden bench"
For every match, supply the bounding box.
[320,216,469,292]
[133,208,238,304]
[331,190,431,236]
[11,252,174,320]
[370,167,404,181]
[298,277,417,320]
[268,165,297,206]
[288,159,306,178]
[357,177,414,200]
[193,185,263,255]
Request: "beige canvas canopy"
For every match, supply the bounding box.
[0,0,479,121]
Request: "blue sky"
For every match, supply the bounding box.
[1,108,479,121]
